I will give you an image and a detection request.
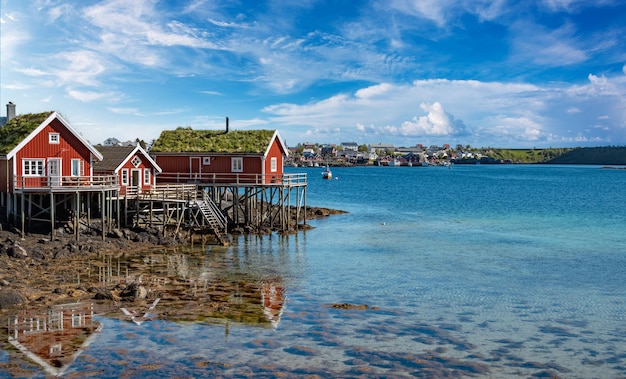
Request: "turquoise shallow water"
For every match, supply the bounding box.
[3,165,626,378]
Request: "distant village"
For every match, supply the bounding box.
[283,142,501,167]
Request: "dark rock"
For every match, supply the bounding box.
[0,289,27,309]
[119,282,147,300]
[93,290,114,300]
[111,228,125,239]
[7,244,28,259]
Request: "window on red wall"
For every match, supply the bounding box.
[71,159,84,177]
[121,169,128,185]
[232,157,243,172]
[271,157,277,172]
[23,159,45,176]
[49,133,60,144]
[143,168,151,185]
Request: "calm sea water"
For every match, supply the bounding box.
[4,165,626,378]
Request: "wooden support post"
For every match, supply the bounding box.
[116,192,120,229]
[20,194,25,238]
[87,193,91,229]
[50,192,55,240]
[27,194,32,228]
[75,192,80,240]
[101,191,105,241]
[163,202,167,236]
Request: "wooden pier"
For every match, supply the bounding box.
[4,173,307,245]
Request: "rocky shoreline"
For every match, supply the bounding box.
[0,206,347,312]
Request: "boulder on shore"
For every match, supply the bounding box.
[0,289,27,309]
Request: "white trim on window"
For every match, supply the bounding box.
[270,157,277,172]
[203,157,211,165]
[49,132,60,144]
[121,168,129,186]
[143,168,151,185]
[22,159,45,176]
[231,157,243,173]
[71,159,84,177]
[131,155,142,168]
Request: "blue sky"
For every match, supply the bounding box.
[1,0,625,148]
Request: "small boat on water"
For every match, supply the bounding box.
[322,166,332,179]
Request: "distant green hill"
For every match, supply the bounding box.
[546,147,626,165]
[485,147,626,164]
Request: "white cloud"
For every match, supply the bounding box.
[66,89,115,102]
[264,75,626,146]
[17,68,48,77]
[389,102,467,136]
[53,51,108,86]
[388,0,450,26]
[511,22,587,66]
[108,107,143,116]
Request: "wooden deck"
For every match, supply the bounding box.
[155,172,307,187]
[13,175,119,193]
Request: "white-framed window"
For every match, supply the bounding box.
[231,157,243,172]
[72,313,82,327]
[230,158,243,172]
[49,133,60,144]
[121,169,129,185]
[131,156,142,168]
[203,156,211,165]
[50,343,62,355]
[71,159,84,177]
[143,168,151,185]
[23,159,45,176]
[270,157,277,172]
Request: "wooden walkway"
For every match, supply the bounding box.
[5,173,307,245]
[121,177,307,245]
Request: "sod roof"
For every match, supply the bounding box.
[0,112,54,154]
[150,128,277,154]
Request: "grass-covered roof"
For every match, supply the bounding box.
[0,112,54,154]
[150,127,277,153]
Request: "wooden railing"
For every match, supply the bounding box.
[14,175,119,190]
[136,184,198,200]
[156,172,307,186]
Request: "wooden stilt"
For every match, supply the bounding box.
[50,192,55,240]
[101,191,105,241]
[20,194,25,238]
[75,192,79,240]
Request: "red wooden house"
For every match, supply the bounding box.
[0,111,105,192]
[93,144,162,196]
[150,127,289,185]
[0,110,118,234]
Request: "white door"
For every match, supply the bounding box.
[48,158,62,186]
[131,169,141,193]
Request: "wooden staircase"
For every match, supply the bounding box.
[190,193,230,245]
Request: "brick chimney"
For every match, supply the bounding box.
[6,102,16,122]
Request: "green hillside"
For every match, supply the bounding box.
[481,147,626,164]
[545,147,626,165]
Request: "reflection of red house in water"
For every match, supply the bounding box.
[8,302,102,377]
[262,283,286,329]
